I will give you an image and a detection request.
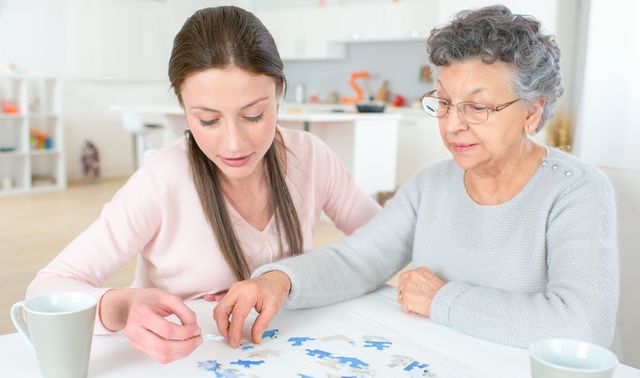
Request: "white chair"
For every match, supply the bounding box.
[120,106,163,170]
[600,166,640,368]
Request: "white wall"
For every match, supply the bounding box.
[574,0,640,170]
[601,167,640,368]
[0,0,180,179]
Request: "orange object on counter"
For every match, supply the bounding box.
[340,71,369,104]
[1,100,20,114]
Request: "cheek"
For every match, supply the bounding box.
[253,115,278,147]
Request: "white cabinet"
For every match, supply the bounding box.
[335,1,437,42]
[396,112,451,185]
[257,7,345,61]
[0,75,65,196]
[256,1,437,60]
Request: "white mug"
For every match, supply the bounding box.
[530,338,618,378]
[11,292,97,378]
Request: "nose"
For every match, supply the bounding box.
[441,105,469,133]
[223,121,245,152]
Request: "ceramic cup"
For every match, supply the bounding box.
[530,338,618,378]
[11,292,97,378]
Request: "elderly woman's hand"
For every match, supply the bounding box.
[397,267,446,317]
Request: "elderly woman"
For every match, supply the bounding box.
[214,5,618,348]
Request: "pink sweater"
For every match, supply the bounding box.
[27,127,380,333]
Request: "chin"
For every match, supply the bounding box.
[451,155,478,171]
[218,165,257,180]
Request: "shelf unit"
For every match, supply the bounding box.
[0,74,65,196]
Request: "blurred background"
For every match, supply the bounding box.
[0,0,638,368]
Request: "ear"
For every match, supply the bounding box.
[524,98,545,133]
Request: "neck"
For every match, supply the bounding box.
[465,139,545,205]
[220,161,269,195]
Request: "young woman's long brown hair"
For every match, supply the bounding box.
[168,6,302,280]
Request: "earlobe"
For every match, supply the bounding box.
[525,99,545,133]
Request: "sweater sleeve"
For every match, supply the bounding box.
[312,135,381,234]
[253,176,420,309]
[430,172,619,348]
[26,168,162,334]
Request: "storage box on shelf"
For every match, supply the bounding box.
[0,74,65,196]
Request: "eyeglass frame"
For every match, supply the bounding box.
[420,89,521,125]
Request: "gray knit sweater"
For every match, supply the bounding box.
[253,148,619,348]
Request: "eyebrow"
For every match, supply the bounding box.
[190,96,270,112]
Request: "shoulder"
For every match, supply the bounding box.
[128,136,193,191]
[410,159,461,188]
[278,126,339,173]
[543,148,613,195]
[278,126,328,156]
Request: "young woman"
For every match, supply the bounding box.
[26,6,380,363]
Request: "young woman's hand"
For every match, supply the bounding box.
[213,271,291,348]
[100,288,202,363]
[397,267,446,317]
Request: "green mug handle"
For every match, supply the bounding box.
[10,301,33,348]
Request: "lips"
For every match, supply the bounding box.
[450,143,477,153]
[220,153,253,167]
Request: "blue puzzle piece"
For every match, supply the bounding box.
[230,359,265,368]
[305,349,333,359]
[288,337,316,346]
[404,361,429,372]
[363,340,392,350]
[262,329,279,339]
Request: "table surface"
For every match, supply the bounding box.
[1,286,637,377]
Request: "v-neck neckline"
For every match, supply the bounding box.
[224,197,276,234]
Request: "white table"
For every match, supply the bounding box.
[2,286,638,377]
[111,104,403,196]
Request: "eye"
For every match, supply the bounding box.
[437,99,450,107]
[199,119,218,127]
[245,113,264,123]
[468,104,488,113]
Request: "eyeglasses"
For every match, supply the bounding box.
[420,90,521,125]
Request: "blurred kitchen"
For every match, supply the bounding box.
[0,0,638,368]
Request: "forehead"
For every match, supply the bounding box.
[436,59,515,97]
[179,66,277,110]
[181,67,275,96]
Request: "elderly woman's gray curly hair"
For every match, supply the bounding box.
[427,5,564,131]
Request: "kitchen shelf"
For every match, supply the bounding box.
[0,74,65,196]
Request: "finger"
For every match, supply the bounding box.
[161,295,199,327]
[143,313,201,341]
[131,326,202,364]
[228,297,255,347]
[251,305,279,344]
[213,299,234,340]
[203,294,216,301]
[213,293,227,302]
[398,270,409,286]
